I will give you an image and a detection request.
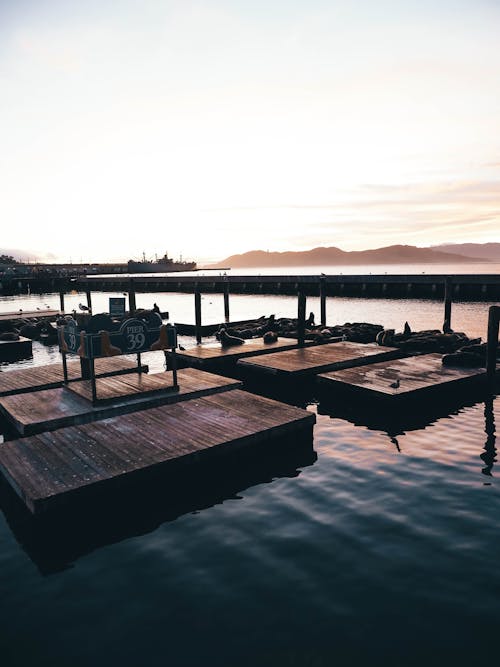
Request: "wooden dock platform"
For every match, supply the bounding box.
[237,341,402,378]
[173,337,310,370]
[0,309,60,321]
[317,353,491,402]
[0,336,32,361]
[0,357,149,397]
[0,389,316,514]
[0,368,242,435]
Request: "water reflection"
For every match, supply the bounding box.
[0,432,316,575]
[317,391,494,441]
[481,396,497,478]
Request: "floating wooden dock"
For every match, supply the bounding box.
[0,309,60,321]
[0,389,315,514]
[0,336,32,361]
[173,337,311,370]
[0,368,242,436]
[0,357,149,397]
[237,341,402,378]
[317,353,492,401]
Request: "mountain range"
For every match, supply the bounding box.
[208,243,500,269]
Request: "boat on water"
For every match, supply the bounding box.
[127,252,197,273]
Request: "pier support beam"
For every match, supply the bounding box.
[319,277,327,326]
[59,290,65,313]
[297,291,306,348]
[443,277,452,331]
[223,281,230,323]
[194,285,202,344]
[487,305,500,380]
[128,279,137,315]
[85,289,93,314]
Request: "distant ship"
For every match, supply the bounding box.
[127,252,197,273]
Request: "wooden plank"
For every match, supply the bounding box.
[173,337,313,368]
[0,309,60,321]
[0,357,149,397]
[0,368,242,435]
[237,341,403,377]
[317,353,489,400]
[0,389,315,513]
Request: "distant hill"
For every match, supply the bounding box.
[208,244,488,269]
[434,243,500,262]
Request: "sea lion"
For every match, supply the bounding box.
[403,321,411,337]
[217,326,245,347]
[306,312,315,327]
[263,331,278,344]
[442,352,485,368]
[0,331,20,341]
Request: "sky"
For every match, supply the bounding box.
[1,0,500,263]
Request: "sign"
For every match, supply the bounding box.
[60,318,177,359]
[109,297,126,318]
[59,317,80,354]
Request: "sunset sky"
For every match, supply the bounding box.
[1,0,499,263]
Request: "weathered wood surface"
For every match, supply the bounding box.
[174,337,310,367]
[0,336,32,361]
[0,389,316,513]
[237,341,402,377]
[0,309,60,321]
[0,357,148,397]
[317,353,489,399]
[0,368,242,435]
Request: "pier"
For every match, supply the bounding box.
[0,390,315,514]
[0,357,149,397]
[0,368,242,436]
[317,353,494,403]
[237,341,403,378]
[80,273,500,302]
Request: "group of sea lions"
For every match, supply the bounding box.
[375,320,496,367]
[0,317,58,344]
[215,314,385,346]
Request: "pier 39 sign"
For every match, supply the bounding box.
[59,317,177,359]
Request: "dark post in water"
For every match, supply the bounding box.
[297,290,306,348]
[223,279,230,323]
[85,289,93,313]
[319,276,327,326]
[194,284,202,344]
[128,279,137,315]
[59,290,65,314]
[487,305,500,380]
[443,276,452,331]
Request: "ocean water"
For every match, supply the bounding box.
[1,287,499,666]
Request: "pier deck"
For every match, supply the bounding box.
[0,309,60,321]
[0,357,149,397]
[0,368,241,435]
[237,341,402,378]
[173,337,309,369]
[0,389,315,514]
[317,353,491,401]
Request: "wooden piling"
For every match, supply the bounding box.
[194,284,202,344]
[319,277,327,326]
[223,281,230,322]
[85,289,93,313]
[128,279,137,314]
[487,305,500,380]
[59,290,65,313]
[297,291,306,348]
[444,277,452,329]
